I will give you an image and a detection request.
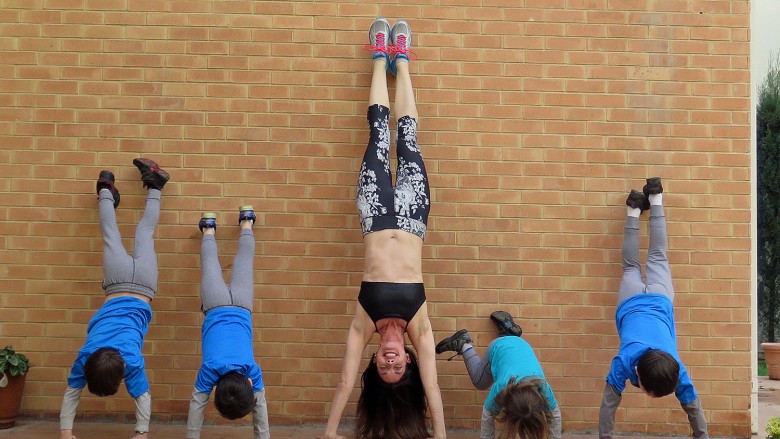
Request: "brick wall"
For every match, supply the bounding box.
[0,0,751,436]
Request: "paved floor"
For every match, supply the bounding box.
[4,380,780,439]
[0,421,669,439]
[759,375,780,437]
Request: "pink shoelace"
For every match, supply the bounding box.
[388,34,417,60]
[363,31,388,55]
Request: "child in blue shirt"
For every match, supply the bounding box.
[186,207,269,439]
[599,178,708,439]
[436,311,561,439]
[60,158,169,439]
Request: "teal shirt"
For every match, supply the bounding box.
[484,336,557,415]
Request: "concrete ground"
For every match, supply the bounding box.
[759,375,780,438]
[4,383,780,439]
[0,421,665,439]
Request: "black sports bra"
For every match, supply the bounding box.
[357,282,426,330]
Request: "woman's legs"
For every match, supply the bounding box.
[357,56,394,233]
[392,27,429,237]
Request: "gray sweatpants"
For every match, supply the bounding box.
[200,229,255,312]
[618,205,674,304]
[100,188,161,299]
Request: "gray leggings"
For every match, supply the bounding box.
[100,189,161,299]
[200,229,255,313]
[618,204,674,304]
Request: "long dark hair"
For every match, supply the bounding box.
[494,377,552,439]
[355,347,430,439]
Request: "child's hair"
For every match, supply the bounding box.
[636,349,680,397]
[356,347,430,439]
[84,347,124,397]
[214,371,255,419]
[494,377,552,439]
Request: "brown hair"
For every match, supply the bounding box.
[84,347,124,397]
[355,347,431,439]
[636,349,680,397]
[494,377,552,439]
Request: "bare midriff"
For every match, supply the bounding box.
[363,229,423,283]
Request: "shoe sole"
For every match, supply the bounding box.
[643,177,663,196]
[435,329,471,354]
[490,311,522,337]
[133,158,170,189]
[97,171,120,208]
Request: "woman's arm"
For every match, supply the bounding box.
[323,311,373,439]
[409,312,446,439]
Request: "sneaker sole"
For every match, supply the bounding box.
[435,329,471,354]
[490,311,522,337]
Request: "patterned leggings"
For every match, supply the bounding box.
[356,104,430,240]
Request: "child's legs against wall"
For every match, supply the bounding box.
[617,215,646,304]
[645,204,674,301]
[228,229,255,311]
[130,189,161,293]
[99,190,134,291]
[463,340,497,390]
[200,234,231,311]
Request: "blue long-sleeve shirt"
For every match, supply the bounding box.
[606,293,697,404]
[67,296,152,398]
[195,307,263,393]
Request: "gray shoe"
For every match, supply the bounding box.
[368,17,391,62]
[389,20,412,75]
[435,329,472,355]
[490,311,522,337]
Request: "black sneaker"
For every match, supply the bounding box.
[625,189,650,211]
[435,329,472,355]
[96,170,120,209]
[490,311,522,337]
[642,177,663,197]
[133,158,170,191]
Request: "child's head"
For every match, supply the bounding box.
[215,371,255,419]
[84,347,124,396]
[494,378,551,439]
[356,347,429,439]
[636,349,680,397]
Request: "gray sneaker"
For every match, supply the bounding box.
[368,17,391,62]
[389,20,412,75]
[490,311,522,337]
[435,329,472,355]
